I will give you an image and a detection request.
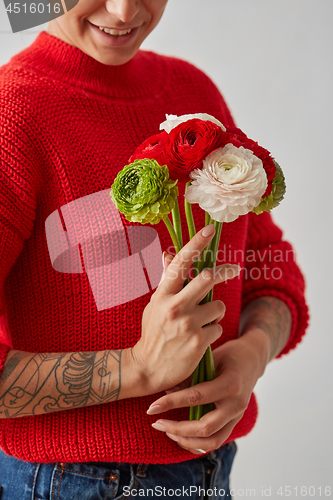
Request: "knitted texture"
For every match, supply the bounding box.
[0,31,309,464]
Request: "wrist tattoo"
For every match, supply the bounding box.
[240,297,292,360]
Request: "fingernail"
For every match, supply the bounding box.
[166,432,179,442]
[195,448,207,454]
[162,251,167,268]
[147,404,162,415]
[151,421,166,432]
[202,224,215,237]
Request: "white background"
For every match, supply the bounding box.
[0,1,332,498]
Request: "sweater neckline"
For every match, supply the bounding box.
[9,30,168,99]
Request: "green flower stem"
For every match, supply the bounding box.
[174,204,222,421]
[163,216,181,255]
[200,221,223,305]
[202,220,222,395]
[171,198,183,249]
[200,293,211,305]
[204,345,216,382]
[164,211,189,288]
[197,212,213,275]
[211,221,223,267]
[204,238,214,270]
[184,181,196,240]
[189,364,200,420]
[201,345,217,417]
[194,355,206,420]
[200,219,223,274]
[189,219,223,420]
[185,181,199,278]
[205,212,212,226]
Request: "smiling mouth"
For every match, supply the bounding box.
[98,27,132,36]
[89,21,136,37]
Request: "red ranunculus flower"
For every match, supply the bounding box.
[129,131,167,167]
[163,119,224,182]
[222,127,276,197]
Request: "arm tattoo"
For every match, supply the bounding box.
[240,297,292,361]
[0,349,122,419]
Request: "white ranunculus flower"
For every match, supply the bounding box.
[159,113,226,133]
[185,143,268,223]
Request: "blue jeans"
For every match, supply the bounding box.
[0,442,237,499]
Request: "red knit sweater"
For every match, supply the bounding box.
[0,31,309,464]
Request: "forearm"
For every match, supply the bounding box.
[239,296,292,369]
[0,347,143,419]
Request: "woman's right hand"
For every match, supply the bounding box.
[130,224,241,396]
[0,223,241,419]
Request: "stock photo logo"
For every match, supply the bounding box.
[3,0,79,33]
[45,189,163,311]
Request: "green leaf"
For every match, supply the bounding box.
[253,160,286,214]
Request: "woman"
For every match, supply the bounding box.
[0,1,309,498]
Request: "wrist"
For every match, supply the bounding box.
[120,347,156,399]
[238,327,270,378]
[239,297,292,362]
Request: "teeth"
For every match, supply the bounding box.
[98,27,132,36]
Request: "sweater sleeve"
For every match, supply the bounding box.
[0,85,40,377]
[241,211,309,358]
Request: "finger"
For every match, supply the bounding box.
[150,400,239,438]
[158,224,216,296]
[178,264,241,306]
[164,417,240,454]
[191,449,211,455]
[177,444,214,455]
[147,376,231,415]
[193,299,226,327]
[200,323,223,348]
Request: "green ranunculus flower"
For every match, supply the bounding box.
[252,161,286,215]
[110,158,179,224]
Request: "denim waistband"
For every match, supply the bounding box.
[0,441,237,500]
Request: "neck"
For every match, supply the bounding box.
[9,30,169,100]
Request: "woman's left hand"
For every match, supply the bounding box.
[146,328,270,455]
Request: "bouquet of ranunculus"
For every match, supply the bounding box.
[110,113,286,420]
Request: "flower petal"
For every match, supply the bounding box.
[159,113,226,133]
[185,144,268,223]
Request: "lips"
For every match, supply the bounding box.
[88,21,140,47]
[89,21,138,37]
[98,27,132,36]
